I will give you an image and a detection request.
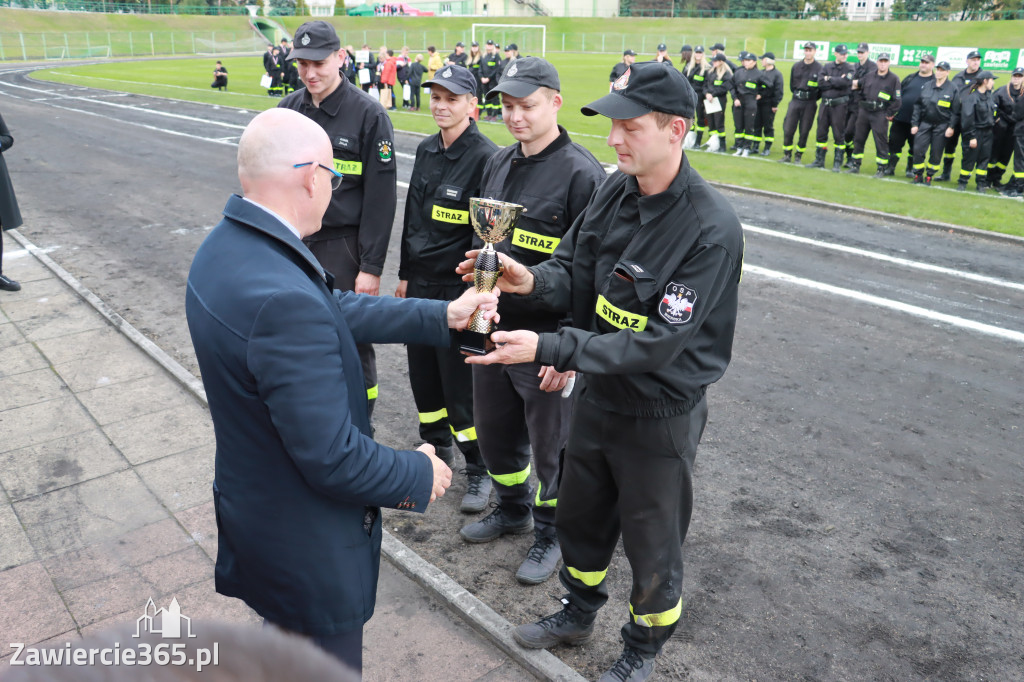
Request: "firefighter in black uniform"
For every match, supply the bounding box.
[910,60,957,185]
[939,50,982,181]
[683,46,711,147]
[781,42,821,164]
[754,52,784,156]
[397,65,498,511]
[460,62,743,682]
[956,71,998,192]
[263,45,284,96]
[844,43,876,165]
[731,51,760,157]
[279,21,397,416]
[654,43,673,66]
[887,54,935,178]
[847,53,901,177]
[1005,84,1024,197]
[710,42,742,149]
[459,58,607,588]
[479,40,502,121]
[500,42,518,79]
[279,38,299,94]
[610,49,636,91]
[808,43,854,171]
[448,41,468,68]
[703,54,733,152]
[990,67,1023,189]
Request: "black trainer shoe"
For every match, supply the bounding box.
[512,598,595,649]
[459,504,532,543]
[0,274,21,292]
[515,531,561,585]
[460,471,492,513]
[597,646,656,682]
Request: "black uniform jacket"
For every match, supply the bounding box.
[993,84,1021,129]
[684,63,710,93]
[758,67,784,107]
[950,68,980,118]
[527,154,744,418]
[400,120,498,285]
[278,79,397,276]
[703,70,733,99]
[448,51,468,68]
[789,59,821,99]
[860,69,901,116]
[610,61,629,83]
[912,78,957,127]
[478,126,606,333]
[1015,90,1024,136]
[895,72,934,123]
[851,58,876,102]
[818,60,854,100]
[480,53,502,82]
[731,66,760,101]
[958,89,996,140]
[0,112,23,230]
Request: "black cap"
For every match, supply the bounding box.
[288,21,341,61]
[1013,67,1024,76]
[507,43,518,51]
[455,41,464,47]
[712,42,725,51]
[712,53,727,62]
[680,44,692,52]
[919,53,934,63]
[877,53,891,62]
[834,44,848,55]
[471,40,479,47]
[623,49,637,56]
[857,42,869,53]
[739,51,755,61]
[487,56,559,100]
[486,39,495,45]
[694,45,705,53]
[761,52,775,60]
[803,41,817,50]
[966,50,981,60]
[975,70,997,80]
[936,61,951,71]
[422,64,477,95]
[582,61,695,119]
[657,43,667,51]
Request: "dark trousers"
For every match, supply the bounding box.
[409,82,421,108]
[731,98,743,144]
[557,393,708,656]
[943,123,961,166]
[853,108,891,164]
[480,80,499,116]
[472,361,571,532]
[706,96,727,139]
[815,101,848,149]
[754,101,777,146]
[305,234,378,418]
[1014,133,1024,184]
[264,620,362,674]
[990,122,1015,182]
[844,101,861,151]
[692,99,708,133]
[735,97,758,148]
[782,98,816,153]
[887,120,914,168]
[911,122,948,175]
[960,128,994,185]
[406,280,484,473]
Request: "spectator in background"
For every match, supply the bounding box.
[397,46,412,108]
[427,45,444,81]
[0,109,23,292]
[211,60,228,90]
[341,45,356,85]
[356,43,376,93]
[683,46,711,147]
[679,44,692,69]
[610,49,636,92]
[754,52,784,156]
[654,43,672,66]
[704,53,733,152]
[381,49,398,110]
[263,44,283,96]
[500,43,519,78]
[409,54,426,111]
[448,41,468,68]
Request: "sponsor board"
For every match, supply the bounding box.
[791,40,829,60]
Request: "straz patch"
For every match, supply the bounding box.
[431,205,469,224]
[659,282,696,325]
[596,295,647,332]
[512,227,560,254]
[377,139,393,163]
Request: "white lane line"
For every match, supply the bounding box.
[745,264,1024,345]
[1,245,59,261]
[744,223,1024,292]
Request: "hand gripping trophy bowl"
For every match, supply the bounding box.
[458,197,525,355]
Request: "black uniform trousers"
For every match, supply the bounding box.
[731,101,744,147]
[754,101,777,147]
[852,109,890,165]
[911,123,948,176]
[782,98,816,154]
[1013,133,1024,184]
[815,101,848,149]
[472,361,571,533]
[557,391,708,656]
[406,280,485,474]
[844,103,861,152]
[735,97,758,149]
[943,123,961,167]
[959,128,994,186]
[481,80,499,117]
[887,120,914,169]
[305,234,378,418]
[692,99,708,135]
[706,96,728,145]
[990,122,1015,183]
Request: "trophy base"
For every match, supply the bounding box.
[457,330,492,356]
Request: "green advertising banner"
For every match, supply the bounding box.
[897,45,936,67]
[980,48,1017,71]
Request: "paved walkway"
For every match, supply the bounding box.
[0,232,549,681]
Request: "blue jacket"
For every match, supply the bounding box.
[186,195,450,635]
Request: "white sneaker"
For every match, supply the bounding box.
[741,149,751,157]
[732,148,743,156]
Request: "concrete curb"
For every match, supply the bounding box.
[6,227,581,682]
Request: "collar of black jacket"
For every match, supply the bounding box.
[436,118,483,159]
[299,77,350,115]
[623,153,693,224]
[511,125,571,161]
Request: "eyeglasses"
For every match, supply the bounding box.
[293,162,343,190]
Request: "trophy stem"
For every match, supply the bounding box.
[460,243,502,354]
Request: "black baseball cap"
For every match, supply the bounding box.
[919,53,934,63]
[507,43,518,50]
[834,44,848,55]
[740,51,756,61]
[487,56,560,99]
[680,44,692,52]
[975,70,997,80]
[623,49,637,56]
[422,64,477,95]
[712,42,725,51]
[936,61,951,71]
[761,52,775,60]
[1013,67,1024,76]
[288,21,341,61]
[877,53,891,62]
[803,41,817,50]
[583,61,695,120]
[694,45,705,53]
[471,40,479,47]
[857,42,869,53]
[966,50,981,60]
[712,53,727,62]
[486,39,495,45]
[657,43,667,51]
[455,41,465,47]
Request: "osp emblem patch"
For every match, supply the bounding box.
[377,139,393,163]
[659,282,696,324]
[301,33,311,46]
[507,63,518,78]
[442,67,452,78]
[613,67,631,91]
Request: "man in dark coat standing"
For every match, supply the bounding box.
[185,108,497,675]
[0,110,24,292]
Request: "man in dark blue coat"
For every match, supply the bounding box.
[185,108,497,674]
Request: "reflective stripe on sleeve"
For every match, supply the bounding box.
[367,384,379,400]
[419,408,448,424]
[450,425,477,442]
[596,295,647,332]
[629,598,683,628]
[489,464,531,487]
[567,566,608,587]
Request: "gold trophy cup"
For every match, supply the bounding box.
[458,197,525,355]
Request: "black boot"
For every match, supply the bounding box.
[0,274,21,292]
[955,179,968,191]
[913,172,923,184]
[924,173,934,186]
[760,142,772,156]
[976,180,989,194]
[750,142,760,155]
[1003,179,1022,198]
[780,150,792,163]
[874,163,888,178]
[805,147,826,168]
[513,598,596,649]
[905,160,915,178]
[694,131,703,148]
[793,151,803,164]
[843,145,854,168]
[882,161,895,177]
[832,150,844,172]
[938,159,953,182]
[845,159,861,174]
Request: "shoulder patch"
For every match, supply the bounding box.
[377,139,393,163]
[659,282,697,324]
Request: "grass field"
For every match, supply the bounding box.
[34,52,1023,237]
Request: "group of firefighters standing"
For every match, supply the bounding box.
[616,41,1024,195]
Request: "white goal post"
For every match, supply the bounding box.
[471,24,546,59]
